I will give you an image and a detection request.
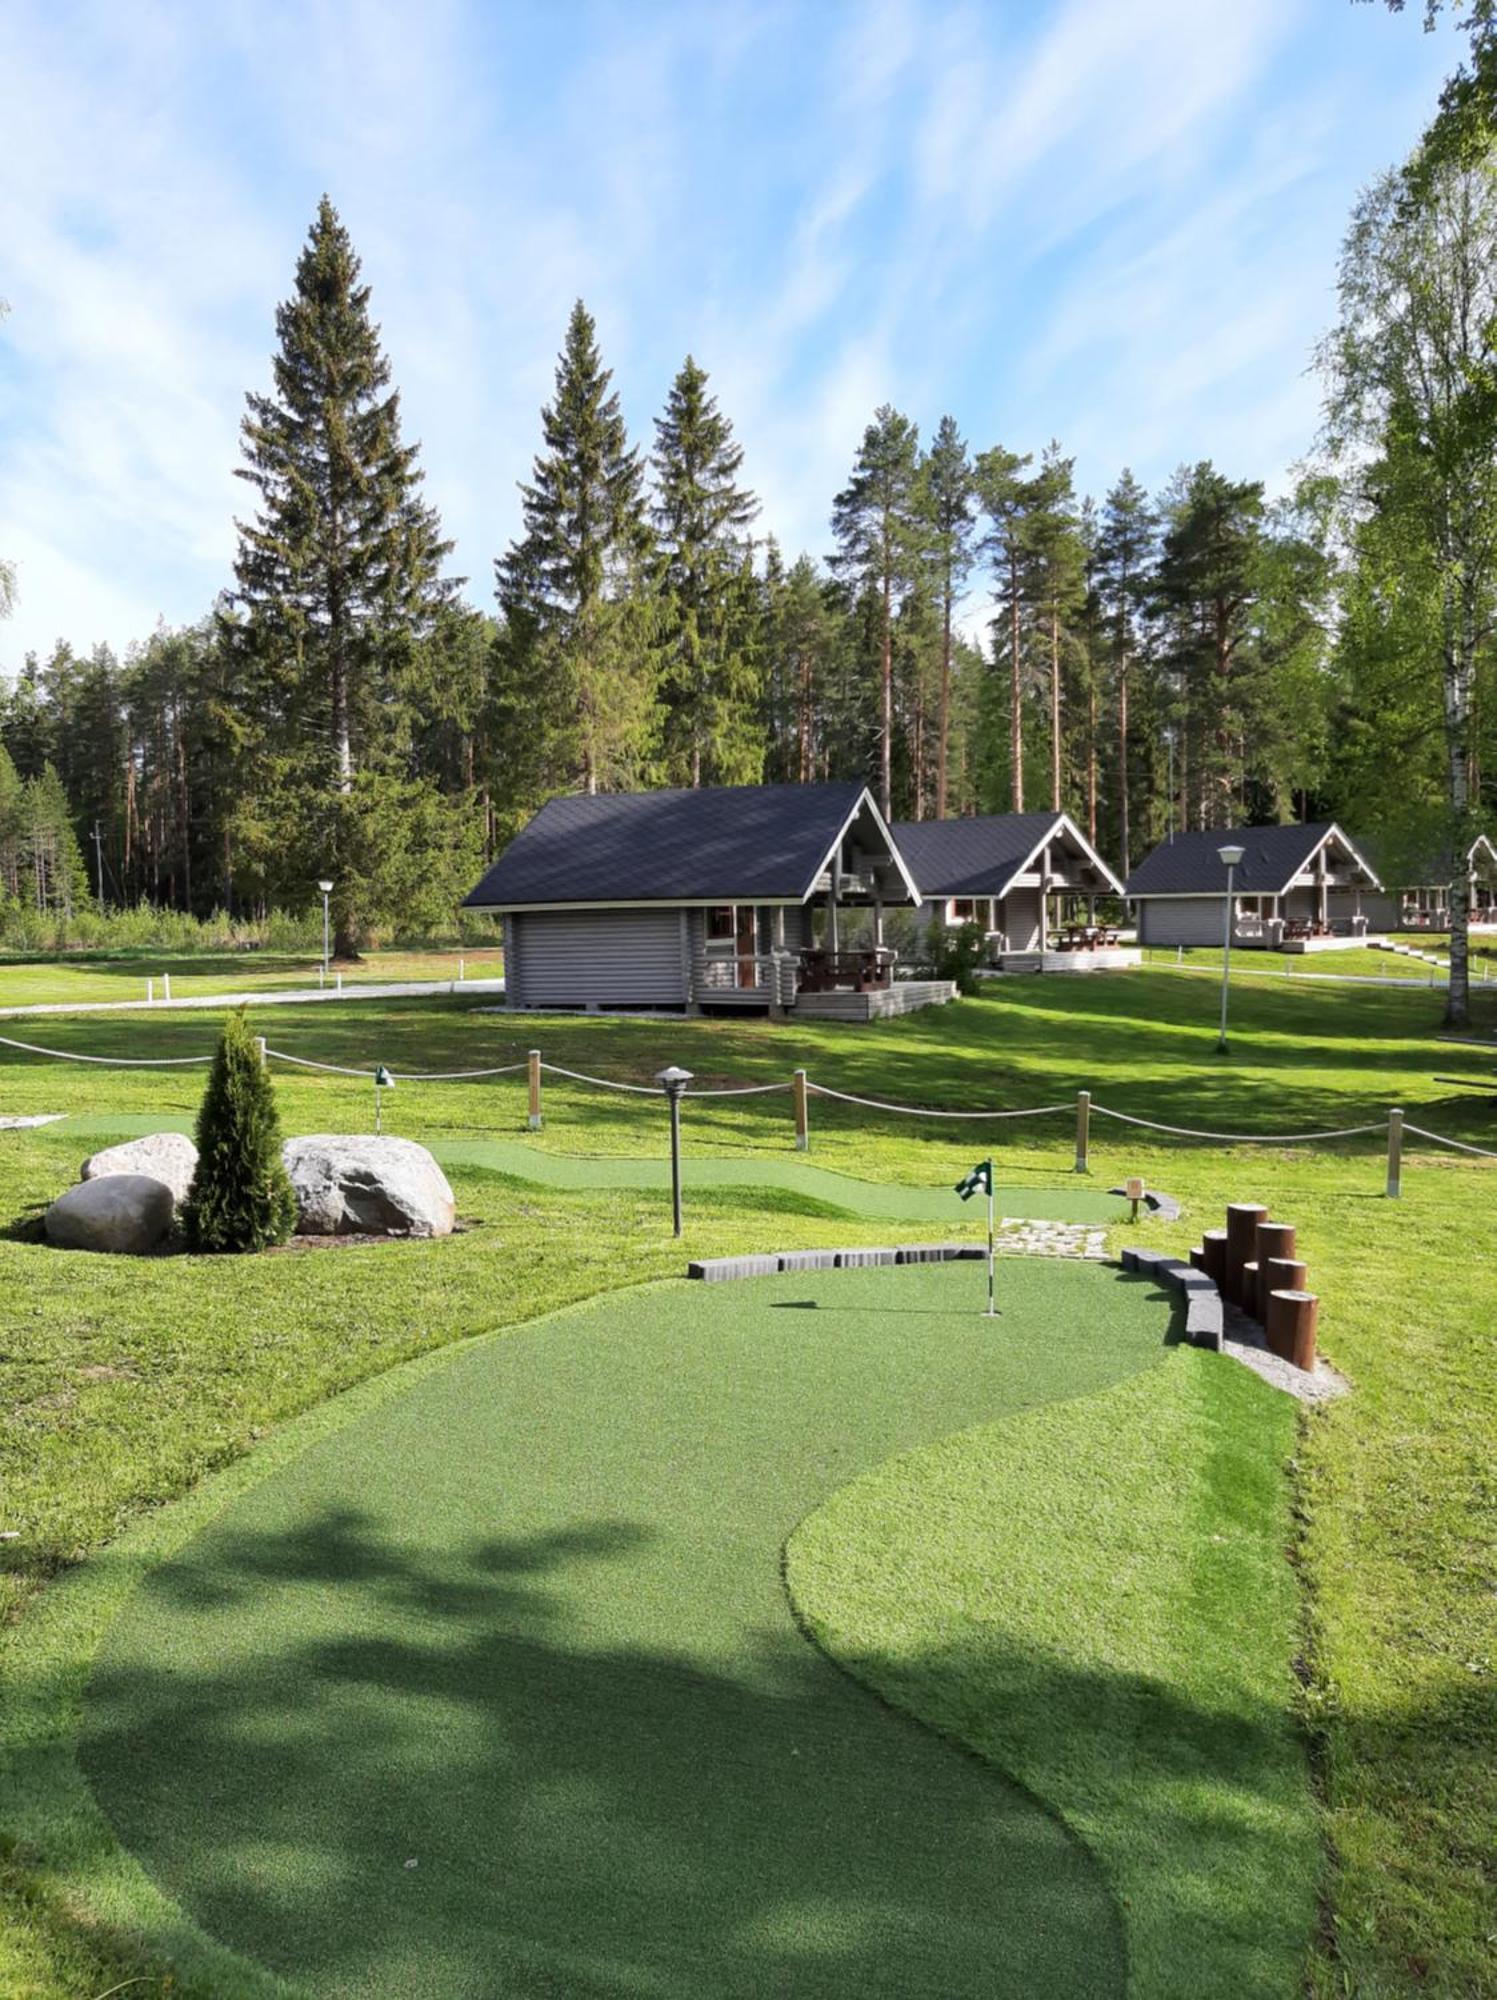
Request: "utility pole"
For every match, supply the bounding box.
[92,820,105,907]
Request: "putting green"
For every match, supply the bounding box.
[53,1114,1125,1223]
[83,1260,1169,1999]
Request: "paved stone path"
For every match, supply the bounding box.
[997,1219,1109,1259]
[0,1113,64,1129]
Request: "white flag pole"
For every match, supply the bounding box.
[985,1161,997,1317]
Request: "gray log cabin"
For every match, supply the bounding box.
[893,811,1134,971]
[1352,831,1497,933]
[463,781,953,1019]
[1125,822,1383,950]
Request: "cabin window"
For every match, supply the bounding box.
[705,905,737,944]
[950,898,976,921]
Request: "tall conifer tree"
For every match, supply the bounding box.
[1096,470,1157,877]
[917,417,975,819]
[497,301,656,796]
[974,446,1037,811]
[653,356,760,785]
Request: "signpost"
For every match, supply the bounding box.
[955,1157,997,1316]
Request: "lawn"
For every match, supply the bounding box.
[0,966,1494,1997]
[0,946,503,1010]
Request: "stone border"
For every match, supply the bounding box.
[1107,1184,1182,1222]
[688,1244,984,1281]
[1119,1246,1222,1351]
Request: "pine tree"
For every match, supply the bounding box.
[1095,470,1157,876]
[0,744,25,903]
[1023,444,1087,813]
[497,301,656,796]
[181,1011,298,1253]
[974,446,1038,811]
[653,356,760,785]
[21,764,90,920]
[831,406,923,815]
[917,417,975,818]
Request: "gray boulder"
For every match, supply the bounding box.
[283,1135,455,1239]
[45,1174,175,1254]
[82,1131,198,1207]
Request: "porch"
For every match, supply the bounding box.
[693,944,955,1017]
[987,945,1142,975]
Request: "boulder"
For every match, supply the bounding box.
[283,1135,455,1239]
[45,1174,175,1254]
[82,1131,198,1207]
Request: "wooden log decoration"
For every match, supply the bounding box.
[1225,1202,1269,1309]
[1201,1228,1228,1285]
[1241,1259,1262,1322]
[1189,1245,1208,1273]
[1254,1222,1297,1318]
[1266,1289,1319,1371]
[1263,1257,1308,1319]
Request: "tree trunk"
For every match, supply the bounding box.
[1050,605,1062,811]
[1086,671,1097,845]
[1009,558,1024,812]
[880,555,893,818]
[1117,660,1130,878]
[1443,579,1477,1027]
[936,573,952,819]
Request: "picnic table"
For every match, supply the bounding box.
[1050,923,1121,951]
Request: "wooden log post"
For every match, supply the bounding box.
[1225,1202,1269,1310]
[527,1049,542,1131]
[1074,1090,1091,1174]
[1254,1222,1297,1318]
[1263,1256,1307,1312]
[793,1068,809,1152]
[1266,1289,1318,1370]
[1189,1245,1208,1273]
[1386,1106,1403,1199]
[255,1035,268,1068]
[1241,1259,1261,1322]
[1201,1228,1228,1286]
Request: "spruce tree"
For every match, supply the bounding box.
[830,406,923,816]
[917,417,975,818]
[497,301,656,795]
[182,1011,297,1253]
[1023,443,1087,814]
[224,197,458,943]
[652,355,761,785]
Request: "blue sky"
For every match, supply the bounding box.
[0,0,1467,675]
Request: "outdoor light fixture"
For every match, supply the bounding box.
[317,878,335,984]
[656,1066,694,1238]
[374,1063,394,1134]
[1217,844,1247,1053]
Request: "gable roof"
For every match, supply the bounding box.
[1361,828,1497,887]
[893,811,1124,900]
[1124,822,1381,898]
[463,781,916,910]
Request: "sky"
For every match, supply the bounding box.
[0,0,1469,677]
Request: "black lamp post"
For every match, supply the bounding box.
[1217,843,1245,1052]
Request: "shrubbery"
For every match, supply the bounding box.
[925,917,989,996]
[181,1011,298,1254]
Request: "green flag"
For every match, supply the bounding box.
[955,1159,992,1201]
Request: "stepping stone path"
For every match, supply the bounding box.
[998,1218,1108,1259]
[0,1113,64,1129]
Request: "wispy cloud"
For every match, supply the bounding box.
[0,0,1468,671]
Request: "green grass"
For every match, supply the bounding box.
[46,1262,1236,2000]
[0,968,1494,1996]
[1141,934,1497,984]
[0,946,504,1009]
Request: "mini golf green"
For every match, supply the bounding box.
[82,1260,1169,1999]
[53,1114,1127,1223]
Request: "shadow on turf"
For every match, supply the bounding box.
[80,1506,1127,2000]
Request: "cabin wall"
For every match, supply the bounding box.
[1135,897,1229,947]
[1000,887,1043,951]
[506,909,689,1008]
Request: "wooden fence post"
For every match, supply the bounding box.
[255,1036,268,1067]
[528,1049,542,1131]
[1074,1090,1091,1174]
[793,1068,809,1152]
[1385,1107,1403,1199]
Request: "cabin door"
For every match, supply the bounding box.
[735,907,759,987]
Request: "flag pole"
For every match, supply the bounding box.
[986,1163,996,1317]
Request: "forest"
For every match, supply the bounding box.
[2,10,1495,958]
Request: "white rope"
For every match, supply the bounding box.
[807,1083,1071,1120]
[1092,1104,1388,1143]
[265,1049,378,1077]
[539,1062,661,1095]
[1403,1122,1497,1159]
[687,1081,794,1097]
[0,1032,210,1067]
[266,1048,527,1082]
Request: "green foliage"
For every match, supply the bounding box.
[180,1010,297,1253]
[925,914,988,994]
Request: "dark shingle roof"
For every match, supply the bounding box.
[891,813,1068,898]
[1359,829,1497,886]
[463,782,877,908]
[1124,823,1364,897]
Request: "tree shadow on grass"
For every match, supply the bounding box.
[80,1507,1125,2000]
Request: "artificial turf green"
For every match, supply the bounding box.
[80,1260,1178,2000]
[52,1114,1126,1223]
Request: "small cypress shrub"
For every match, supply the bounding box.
[181,1010,298,1253]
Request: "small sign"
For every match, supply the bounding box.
[1125,1176,1145,1201]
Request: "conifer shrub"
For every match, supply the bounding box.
[181,1010,298,1253]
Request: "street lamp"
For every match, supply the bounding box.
[1217,843,1245,1053]
[317,879,334,985]
[655,1066,694,1237]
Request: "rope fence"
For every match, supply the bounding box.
[2,1030,1493,1196]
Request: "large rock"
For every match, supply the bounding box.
[283,1136,455,1239]
[45,1174,175,1254]
[82,1132,198,1207]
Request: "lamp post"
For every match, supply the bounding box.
[1217,843,1245,1053]
[317,879,334,986]
[655,1066,693,1237]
